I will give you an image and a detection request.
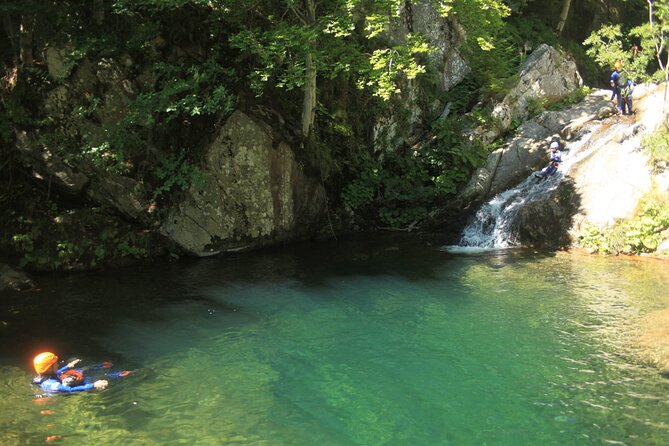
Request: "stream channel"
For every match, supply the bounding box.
[1,235,669,445]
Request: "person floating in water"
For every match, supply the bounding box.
[32,352,130,393]
[535,140,562,179]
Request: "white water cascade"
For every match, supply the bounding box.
[447,120,637,252]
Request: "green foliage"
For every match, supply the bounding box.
[524,86,592,116]
[341,116,488,228]
[642,122,669,173]
[359,34,432,100]
[152,150,205,200]
[584,0,669,85]
[10,207,153,270]
[342,150,436,228]
[444,0,517,98]
[426,116,489,193]
[546,86,592,110]
[583,24,650,83]
[127,60,236,125]
[525,96,549,117]
[578,190,669,255]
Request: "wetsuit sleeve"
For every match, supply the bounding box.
[40,379,95,393]
[58,382,95,392]
[42,380,95,393]
[56,364,71,375]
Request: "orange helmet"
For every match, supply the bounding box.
[33,352,58,374]
[614,60,623,71]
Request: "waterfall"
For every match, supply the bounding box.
[445,120,634,252]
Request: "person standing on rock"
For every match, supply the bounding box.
[610,60,625,114]
[620,77,635,115]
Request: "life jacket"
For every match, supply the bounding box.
[60,369,85,387]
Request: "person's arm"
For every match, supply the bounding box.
[41,379,94,393]
[56,359,81,375]
[41,379,108,393]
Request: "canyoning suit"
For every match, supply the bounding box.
[538,149,561,177]
[32,364,94,393]
[610,70,634,114]
[32,362,129,394]
[621,80,635,115]
[610,69,623,113]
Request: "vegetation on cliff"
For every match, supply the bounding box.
[0,0,659,270]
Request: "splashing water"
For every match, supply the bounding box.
[451,120,638,250]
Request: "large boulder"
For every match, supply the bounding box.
[160,111,327,256]
[15,130,90,196]
[511,179,581,249]
[568,84,666,234]
[494,44,583,126]
[0,264,35,292]
[85,173,151,223]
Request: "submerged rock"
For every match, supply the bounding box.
[0,264,35,292]
[635,308,669,373]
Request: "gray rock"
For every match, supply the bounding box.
[373,3,470,153]
[507,44,583,120]
[15,130,90,196]
[657,239,669,255]
[160,111,326,256]
[511,179,581,249]
[0,264,35,292]
[45,46,72,80]
[85,173,150,223]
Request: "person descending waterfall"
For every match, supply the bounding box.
[535,140,562,178]
[31,351,131,394]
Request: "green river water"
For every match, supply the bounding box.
[1,236,669,445]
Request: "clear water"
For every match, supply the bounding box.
[2,236,669,445]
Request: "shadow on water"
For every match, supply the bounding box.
[0,233,489,366]
[3,233,669,445]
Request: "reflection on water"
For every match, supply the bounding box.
[1,236,669,445]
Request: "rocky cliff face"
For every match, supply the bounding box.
[373,3,470,153]
[442,83,669,250]
[433,44,589,214]
[11,47,329,263]
[160,111,326,256]
[428,40,669,251]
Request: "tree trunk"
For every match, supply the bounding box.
[556,0,572,35]
[1,11,19,65]
[302,52,317,137]
[93,0,105,25]
[19,11,35,67]
[300,0,317,137]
